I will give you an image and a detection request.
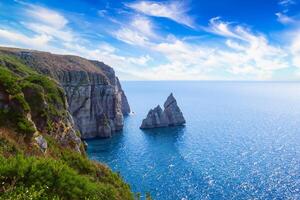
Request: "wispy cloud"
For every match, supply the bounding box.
[0,1,298,80]
[278,0,295,7]
[288,29,300,67]
[132,16,155,37]
[26,5,68,29]
[276,12,297,24]
[113,15,157,46]
[126,1,195,28]
[0,3,152,79]
[135,17,290,80]
[278,0,296,13]
[23,5,77,43]
[114,27,150,46]
[0,28,51,48]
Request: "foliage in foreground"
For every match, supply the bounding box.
[0,155,133,200]
[0,53,135,200]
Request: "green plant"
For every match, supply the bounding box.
[0,155,133,200]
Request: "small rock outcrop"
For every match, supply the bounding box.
[35,135,48,153]
[140,93,186,129]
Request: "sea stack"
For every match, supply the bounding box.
[140,93,186,129]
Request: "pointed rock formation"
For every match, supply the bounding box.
[140,105,169,129]
[140,93,185,129]
[164,93,186,126]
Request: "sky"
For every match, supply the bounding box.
[0,0,300,80]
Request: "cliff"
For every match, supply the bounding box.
[0,52,134,199]
[140,93,186,129]
[0,47,130,138]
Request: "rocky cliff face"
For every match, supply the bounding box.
[0,55,83,153]
[0,50,135,200]
[140,93,185,129]
[0,47,130,138]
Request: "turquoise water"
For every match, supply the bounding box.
[87,81,300,200]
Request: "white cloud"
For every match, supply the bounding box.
[132,16,155,37]
[0,28,51,48]
[136,18,290,80]
[0,2,296,80]
[98,9,107,17]
[113,15,158,46]
[207,17,241,39]
[278,0,295,6]
[22,4,78,44]
[26,5,68,29]
[111,15,291,80]
[276,12,297,24]
[289,30,300,67]
[209,18,288,75]
[0,3,153,80]
[127,1,194,28]
[278,0,296,13]
[127,55,151,66]
[114,28,149,46]
[25,22,75,42]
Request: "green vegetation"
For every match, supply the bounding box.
[0,155,133,200]
[0,67,36,137]
[0,54,68,135]
[0,53,134,200]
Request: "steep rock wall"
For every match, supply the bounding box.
[0,47,130,138]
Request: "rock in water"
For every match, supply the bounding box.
[140,105,169,129]
[164,93,186,126]
[140,93,185,129]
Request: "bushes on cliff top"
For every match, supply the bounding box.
[43,136,133,199]
[0,67,36,137]
[23,75,66,117]
[0,54,36,76]
[0,55,67,135]
[0,67,21,94]
[0,129,133,200]
[0,155,133,200]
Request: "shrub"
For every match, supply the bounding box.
[16,117,36,136]
[24,75,66,110]
[0,185,55,200]
[0,67,20,95]
[0,54,36,76]
[0,155,133,200]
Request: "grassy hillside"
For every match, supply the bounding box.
[0,54,134,200]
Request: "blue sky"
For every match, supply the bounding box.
[0,0,300,80]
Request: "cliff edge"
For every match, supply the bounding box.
[0,47,130,138]
[0,50,134,199]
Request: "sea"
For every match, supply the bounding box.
[87,81,300,200]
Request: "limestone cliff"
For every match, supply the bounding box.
[140,93,186,129]
[0,47,130,138]
[0,51,134,200]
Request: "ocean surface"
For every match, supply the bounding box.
[87,81,300,200]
